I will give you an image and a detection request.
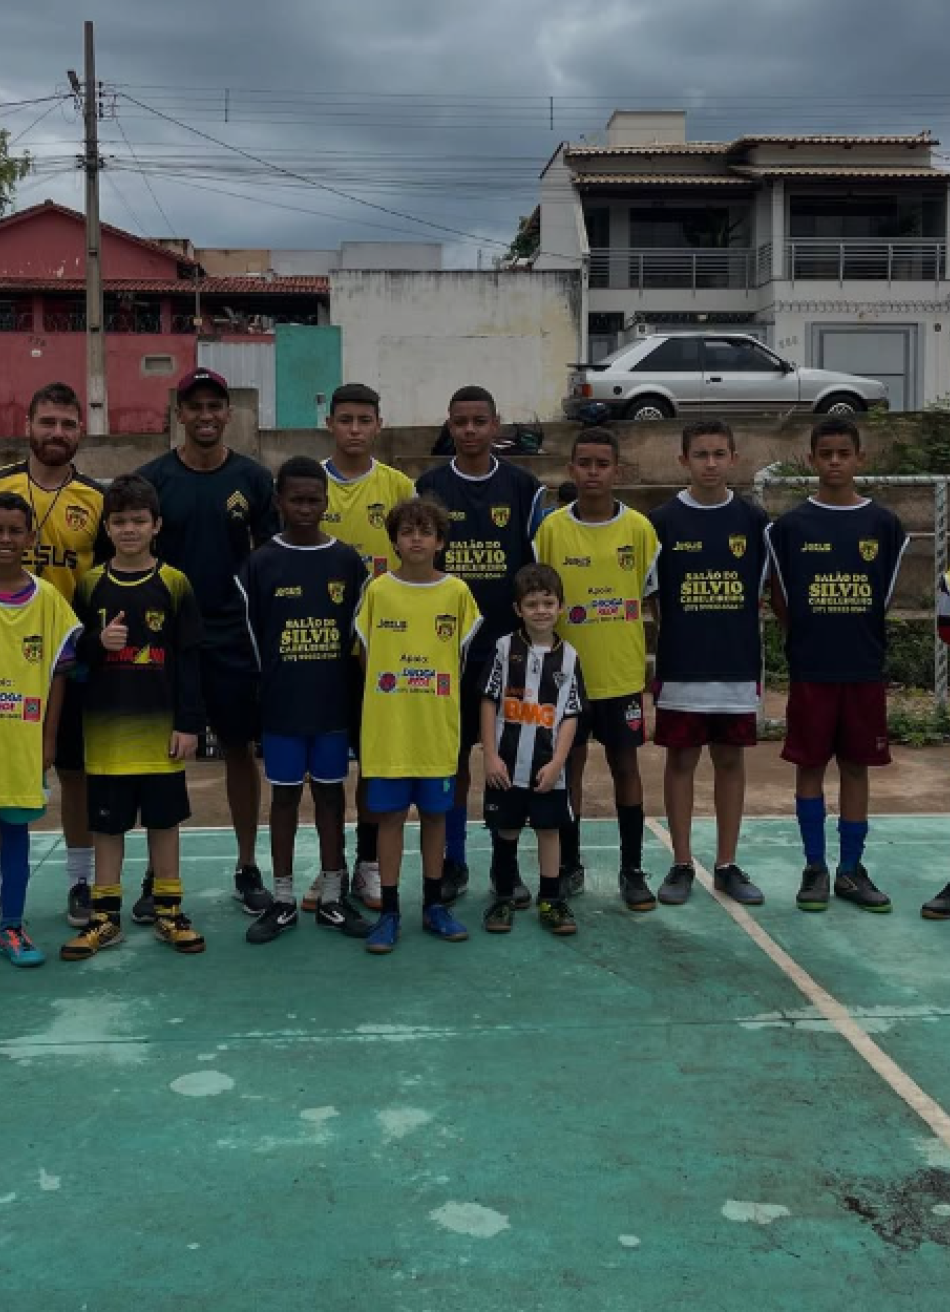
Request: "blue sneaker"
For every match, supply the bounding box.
[0,925,46,967]
[422,903,469,942]
[365,911,401,955]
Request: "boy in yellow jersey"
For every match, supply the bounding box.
[60,476,206,961]
[322,383,415,911]
[0,491,79,967]
[534,427,660,910]
[355,497,480,955]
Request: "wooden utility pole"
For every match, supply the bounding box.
[67,20,108,435]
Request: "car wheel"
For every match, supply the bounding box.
[624,396,674,422]
[815,393,866,416]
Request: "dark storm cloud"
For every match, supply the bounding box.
[2,0,947,261]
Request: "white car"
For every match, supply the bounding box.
[563,333,888,422]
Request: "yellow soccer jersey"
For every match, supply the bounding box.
[355,572,481,777]
[0,462,105,604]
[534,503,659,700]
[322,459,414,578]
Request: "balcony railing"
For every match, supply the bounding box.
[589,247,755,291]
[784,238,947,284]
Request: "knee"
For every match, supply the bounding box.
[270,784,303,812]
[709,744,743,773]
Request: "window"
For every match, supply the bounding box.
[142,355,175,375]
[703,338,779,373]
[633,337,702,372]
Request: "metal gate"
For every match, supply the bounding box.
[197,340,276,427]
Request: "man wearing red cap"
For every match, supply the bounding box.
[137,370,278,915]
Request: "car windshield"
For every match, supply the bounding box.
[589,341,644,366]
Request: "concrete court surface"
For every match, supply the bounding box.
[2,817,950,1311]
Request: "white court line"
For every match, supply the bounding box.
[645,816,950,1151]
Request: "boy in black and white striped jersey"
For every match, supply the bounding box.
[479,564,586,936]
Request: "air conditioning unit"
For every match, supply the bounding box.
[625,316,655,337]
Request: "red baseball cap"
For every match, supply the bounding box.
[176,368,229,402]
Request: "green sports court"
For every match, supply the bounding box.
[2,816,950,1311]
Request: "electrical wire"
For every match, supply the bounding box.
[114,117,176,234]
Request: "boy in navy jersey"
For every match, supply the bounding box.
[480,564,585,936]
[237,457,369,943]
[651,421,768,906]
[767,417,908,913]
[416,386,544,907]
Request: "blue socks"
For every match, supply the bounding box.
[445,805,467,866]
[0,819,31,928]
[795,796,826,867]
[837,819,868,874]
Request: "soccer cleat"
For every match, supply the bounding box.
[67,881,92,928]
[61,914,123,961]
[658,863,695,906]
[246,901,298,944]
[423,902,469,941]
[154,913,206,953]
[490,874,532,910]
[0,926,45,967]
[559,862,586,899]
[131,871,156,925]
[352,860,383,911]
[316,899,371,939]
[439,859,470,906]
[921,882,950,920]
[365,911,401,954]
[300,874,325,915]
[797,863,830,911]
[483,899,516,934]
[619,867,657,912]
[834,864,892,913]
[538,899,577,935]
[714,864,765,906]
[233,865,272,916]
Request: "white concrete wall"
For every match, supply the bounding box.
[536,148,585,270]
[330,270,582,424]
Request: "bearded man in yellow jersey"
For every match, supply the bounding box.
[322,383,414,910]
[0,382,108,928]
[534,427,660,912]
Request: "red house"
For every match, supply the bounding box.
[0,201,329,435]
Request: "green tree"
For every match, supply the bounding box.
[0,128,32,217]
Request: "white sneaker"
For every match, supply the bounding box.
[300,874,324,915]
[352,860,382,910]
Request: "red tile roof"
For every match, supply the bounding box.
[0,275,328,295]
[0,200,201,268]
[573,173,752,187]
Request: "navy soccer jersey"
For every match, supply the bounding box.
[650,491,769,683]
[416,457,544,659]
[767,498,909,682]
[237,535,367,737]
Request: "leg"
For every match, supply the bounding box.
[664,746,701,866]
[223,740,260,869]
[0,820,44,967]
[60,767,94,926]
[837,757,869,824]
[709,743,745,867]
[353,772,382,907]
[311,781,345,875]
[795,764,828,864]
[440,746,472,904]
[536,827,577,934]
[421,808,467,941]
[270,783,303,900]
[607,736,655,912]
[151,826,205,952]
[377,809,407,895]
[558,742,587,894]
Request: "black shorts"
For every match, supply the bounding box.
[87,771,191,835]
[54,676,85,773]
[200,648,260,749]
[460,655,489,754]
[576,692,646,751]
[484,784,572,832]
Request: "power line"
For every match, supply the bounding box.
[114,117,176,234]
[9,99,61,146]
[102,170,147,235]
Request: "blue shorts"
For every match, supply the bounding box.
[366,776,456,815]
[263,731,350,786]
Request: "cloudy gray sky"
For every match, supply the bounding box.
[3,0,947,265]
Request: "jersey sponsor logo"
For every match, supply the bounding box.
[372,556,388,578]
[860,539,879,562]
[22,634,42,664]
[226,490,250,521]
[275,585,303,597]
[448,510,466,521]
[563,555,591,567]
[104,645,166,667]
[0,692,23,716]
[490,505,511,528]
[617,545,635,571]
[328,580,346,605]
[437,674,451,696]
[435,614,457,642]
[322,511,342,524]
[801,541,832,553]
[367,502,386,529]
[729,534,747,558]
[377,672,397,692]
[568,605,587,624]
[65,503,90,531]
[145,609,165,632]
[625,600,640,621]
[378,617,407,631]
[503,696,556,728]
[23,697,41,722]
[26,545,78,572]
[672,541,702,552]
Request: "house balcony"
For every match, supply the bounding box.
[782,238,947,285]
[589,246,756,292]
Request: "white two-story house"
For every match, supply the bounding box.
[533,111,950,410]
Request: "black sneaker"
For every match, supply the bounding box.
[834,864,892,913]
[922,882,950,920]
[490,875,533,910]
[619,867,656,912]
[246,901,298,944]
[796,863,830,911]
[67,881,91,928]
[483,898,516,934]
[131,871,156,925]
[233,865,272,916]
[316,898,371,939]
[547,862,584,901]
[440,859,470,906]
[658,863,695,906]
[714,864,765,906]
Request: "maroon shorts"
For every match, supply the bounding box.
[781,681,890,768]
[654,708,757,750]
